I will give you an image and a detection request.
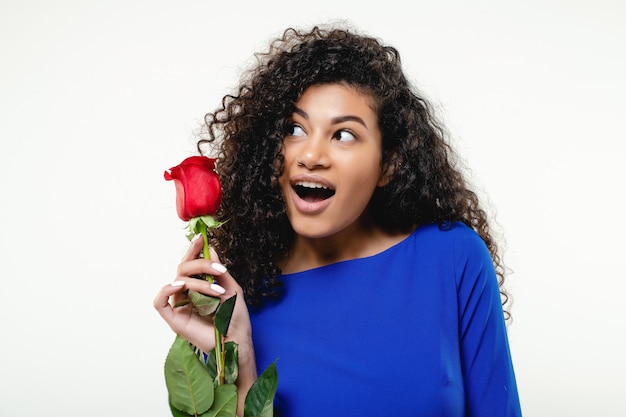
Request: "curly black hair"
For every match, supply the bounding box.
[199,25,510,317]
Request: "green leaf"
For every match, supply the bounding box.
[222,342,239,385]
[198,215,223,229]
[200,384,238,417]
[189,290,220,316]
[214,294,237,335]
[244,362,278,417]
[169,402,193,417]
[188,218,201,237]
[188,216,223,238]
[174,299,191,308]
[204,348,218,385]
[165,335,215,415]
[204,342,239,386]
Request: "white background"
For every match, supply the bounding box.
[1,0,624,416]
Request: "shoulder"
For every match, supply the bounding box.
[410,222,494,281]
[412,222,488,253]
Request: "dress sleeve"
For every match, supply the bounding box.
[454,230,522,416]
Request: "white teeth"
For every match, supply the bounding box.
[294,180,329,189]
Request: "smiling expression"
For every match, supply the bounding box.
[279,83,388,240]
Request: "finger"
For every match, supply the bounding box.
[181,234,205,262]
[173,276,228,297]
[177,258,229,280]
[211,270,241,294]
[179,266,241,296]
[153,281,186,320]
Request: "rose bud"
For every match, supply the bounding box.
[164,156,222,221]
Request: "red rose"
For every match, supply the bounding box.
[164,156,222,221]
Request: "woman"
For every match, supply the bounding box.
[155,25,522,416]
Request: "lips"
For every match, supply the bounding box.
[293,180,336,202]
[288,176,336,214]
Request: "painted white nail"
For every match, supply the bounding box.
[210,283,226,294]
[192,233,203,242]
[171,280,185,287]
[211,262,227,273]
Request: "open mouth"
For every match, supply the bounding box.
[293,180,336,202]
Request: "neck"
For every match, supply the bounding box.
[280,222,411,274]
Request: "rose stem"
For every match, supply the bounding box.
[198,219,225,384]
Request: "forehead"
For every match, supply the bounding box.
[294,84,378,118]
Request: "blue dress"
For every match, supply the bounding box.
[249,223,522,416]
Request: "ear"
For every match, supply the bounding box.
[377,153,400,187]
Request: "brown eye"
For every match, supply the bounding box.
[333,129,356,142]
[287,123,306,137]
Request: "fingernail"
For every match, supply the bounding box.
[192,234,203,242]
[171,281,185,287]
[211,262,227,273]
[210,283,226,294]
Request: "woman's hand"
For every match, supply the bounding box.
[154,234,256,370]
[154,236,258,411]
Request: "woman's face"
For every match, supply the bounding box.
[279,83,387,240]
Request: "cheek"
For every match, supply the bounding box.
[281,143,297,164]
[278,175,289,194]
[277,146,296,186]
[345,153,384,186]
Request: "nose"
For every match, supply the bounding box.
[296,135,330,169]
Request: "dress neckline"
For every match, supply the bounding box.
[281,227,418,277]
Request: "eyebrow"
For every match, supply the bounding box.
[293,107,368,129]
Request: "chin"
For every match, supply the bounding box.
[289,220,331,239]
